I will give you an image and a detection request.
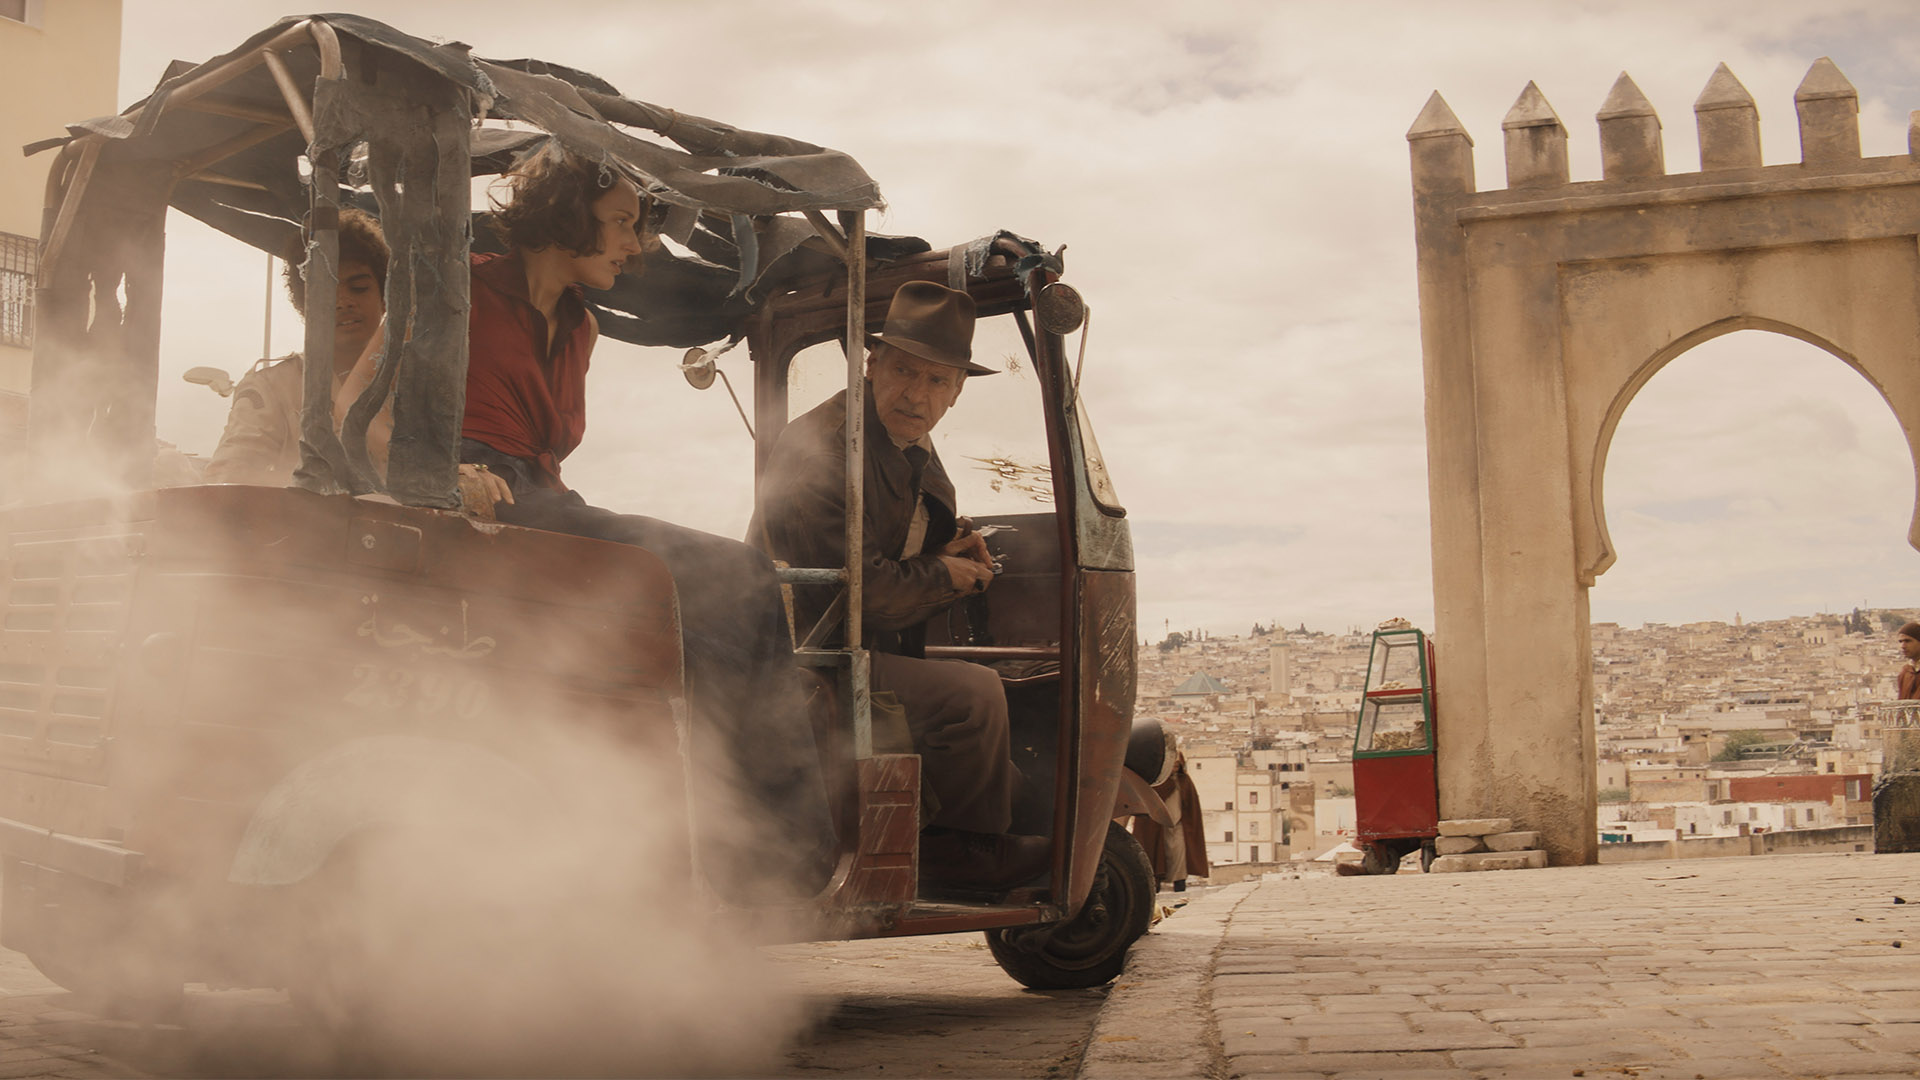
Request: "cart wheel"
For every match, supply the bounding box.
[1360,842,1399,876]
[986,822,1153,990]
[1419,840,1437,873]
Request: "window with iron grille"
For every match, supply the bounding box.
[0,233,34,348]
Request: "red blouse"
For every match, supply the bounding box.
[463,251,593,489]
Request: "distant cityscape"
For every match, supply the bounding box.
[1138,607,1914,872]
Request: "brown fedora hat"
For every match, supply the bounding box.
[871,281,996,376]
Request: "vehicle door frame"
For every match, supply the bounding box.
[746,245,1127,913]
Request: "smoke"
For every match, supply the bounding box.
[272,721,813,1078]
[0,470,822,1077]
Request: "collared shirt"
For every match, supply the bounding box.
[462,250,593,490]
[204,354,344,486]
[887,430,936,559]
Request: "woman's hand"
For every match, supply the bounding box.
[333,317,396,477]
[332,318,385,426]
[457,463,515,518]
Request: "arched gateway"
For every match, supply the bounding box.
[1408,59,1920,864]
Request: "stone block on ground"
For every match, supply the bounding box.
[1430,849,1548,873]
[1438,817,1513,837]
[1435,835,1485,855]
[1484,830,1540,852]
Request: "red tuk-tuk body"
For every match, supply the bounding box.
[1350,626,1439,874]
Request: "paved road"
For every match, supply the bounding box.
[1092,851,1920,1080]
[17,853,1915,1079]
[0,913,1114,1078]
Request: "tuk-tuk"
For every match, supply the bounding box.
[1349,624,1440,874]
[0,13,1181,1012]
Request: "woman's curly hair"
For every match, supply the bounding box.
[485,142,625,256]
[283,207,388,318]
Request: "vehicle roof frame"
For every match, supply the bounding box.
[26,13,888,507]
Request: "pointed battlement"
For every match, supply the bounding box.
[1597,73,1662,180]
[1407,91,1475,197]
[1695,63,1761,171]
[1502,82,1568,188]
[1796,57,1860,164]
[1408,58,1886,195]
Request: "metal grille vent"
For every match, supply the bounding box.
[0,532,136,764]
[0,234,33,349]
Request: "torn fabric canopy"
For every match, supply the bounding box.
[28,11,912,347]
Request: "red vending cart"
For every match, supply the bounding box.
[1350,626,1439,874]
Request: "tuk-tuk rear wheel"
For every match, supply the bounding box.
[984,821,1154,990]
[1360,842,1398,875]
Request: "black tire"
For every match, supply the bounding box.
[986,822,1154,990]
[1419,840,1437,873]
[1360,842,1398,876]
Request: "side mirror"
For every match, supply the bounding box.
[681,347,717,390]
[183,366,236,398]
[679,344,754,439]
[1035,282,1086,335]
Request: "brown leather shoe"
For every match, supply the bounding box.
[919,829,1051,892]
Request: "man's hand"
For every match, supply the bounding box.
[942,529,990,565]
[940,554,994,594]
[939,530,994,593]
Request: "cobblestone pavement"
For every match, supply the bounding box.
[1091,852,1920,1080]
[0,923,1109,1078]
[10,853,1917,1078]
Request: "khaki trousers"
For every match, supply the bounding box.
[870,652,1015,835]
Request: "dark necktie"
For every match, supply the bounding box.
[903,444,929,495]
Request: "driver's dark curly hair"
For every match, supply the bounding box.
[485,142,622,256]
[283,207,388,318]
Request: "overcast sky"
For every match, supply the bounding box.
[112,1,1920,640]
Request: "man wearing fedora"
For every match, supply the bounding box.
[752,280,1048,892]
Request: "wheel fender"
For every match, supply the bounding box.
[1111,768,1173,827]
[227,735,554,887]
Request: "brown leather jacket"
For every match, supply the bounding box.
[750,386,960,657]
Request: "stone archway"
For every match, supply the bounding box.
[1407,59,1920,864]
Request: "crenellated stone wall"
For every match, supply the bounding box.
[1408,59,1920,865]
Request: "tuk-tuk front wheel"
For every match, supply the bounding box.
[985,822,1154,990]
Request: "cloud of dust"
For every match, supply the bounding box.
[0,459,832,1077]
[279,715,818,1078]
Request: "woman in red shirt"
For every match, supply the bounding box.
[340,145,832,897]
